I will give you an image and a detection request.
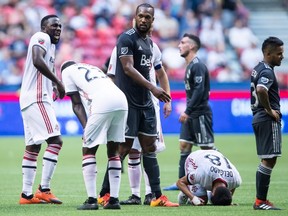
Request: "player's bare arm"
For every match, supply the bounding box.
[176,176,204,206]
[156,67,172,117]
[120,55,171,103]
[32,45,65,99]
[69,92,87,128]
[256,85,280,121]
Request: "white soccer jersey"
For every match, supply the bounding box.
[107,42,162,108]
[20,32,56,110]
[61,63,128,115]
[185,150,242,191]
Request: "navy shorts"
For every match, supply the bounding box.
[179,113,214,147]
[125,106,157,138]
[253,120,282,159]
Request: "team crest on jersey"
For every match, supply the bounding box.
[260,77,269,84]
[195,76,203,83]
[121,47,128,55]
[38,38,45,45]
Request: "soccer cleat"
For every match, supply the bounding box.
[150,195,179,207]
[163,183,179,191]
[120,194,141,205]
[98,193,110,206]
[143,193,153,205]
[253,199,281,210]
[103,198,121,210]
[77,197,98,210]
[19,193,47,204]
[35,185,62,204]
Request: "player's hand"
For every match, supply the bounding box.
[265,109,280,122]
[56,80,65,99]
[179,112,189,123]
[52,86,59,101]
[150,86,171,103]
[163,101,172,118]
[191,196,204,206]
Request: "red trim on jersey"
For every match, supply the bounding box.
[212,178,228,187]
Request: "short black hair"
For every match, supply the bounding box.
[136,3,154,15]
[183,33,201,51]
[262,36,284,53]
[210,186,232,206]
[41,14,58,30]
[61,60,76,73]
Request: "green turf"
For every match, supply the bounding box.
[0,134,287,215]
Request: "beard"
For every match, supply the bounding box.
[181,50,189,58]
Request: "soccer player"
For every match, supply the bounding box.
[164,33,215,191]
[61,61,128,210]
[250,36,284,210]
[19,14,65,205]
[176,149,242,206]
[99,3,178,207]
[101,31,171,205]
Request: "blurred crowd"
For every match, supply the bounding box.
[0,0,268,90]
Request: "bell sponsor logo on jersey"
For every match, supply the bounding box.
[121,47,128,55]
[140,55,152,67]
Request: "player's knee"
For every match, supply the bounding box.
[179,142,191,152]
[47,135,63,146]
[142,143,156,153]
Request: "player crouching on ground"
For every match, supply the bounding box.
[176,149,242,206]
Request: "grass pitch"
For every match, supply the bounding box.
[0,134,287,216]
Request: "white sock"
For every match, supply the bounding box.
[22,150,38,196]
[108,156,121,198]
[41,144,61,189]
[82,155,97,198]
[128,152,141,197]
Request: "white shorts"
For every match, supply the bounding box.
[132,105,165,153]
[21,102,61,145]
[83,110,128,148]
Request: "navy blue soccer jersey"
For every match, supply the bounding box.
[115,28,153,109]
[250,61,281,123]
[184,57,212,117]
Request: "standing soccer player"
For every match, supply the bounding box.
[99,3,178,207]
[165,34,215,191]
[100,31,172,205]
[61,61,128,210]
[250,36,284,210]
[19,15,65,204]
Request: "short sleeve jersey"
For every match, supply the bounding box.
[184,57,212,117]
[185,150,242,191]
[19,32,56,110]
[61,63,128,114]
[115,28,153,109]
[250,61,281,123]
[108,41,162,109]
